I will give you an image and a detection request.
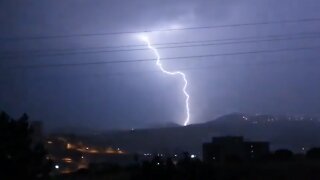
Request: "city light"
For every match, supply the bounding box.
[62,157,73,163]
[61,140,126,155]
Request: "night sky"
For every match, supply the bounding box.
[1,0,320,131]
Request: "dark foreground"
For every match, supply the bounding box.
[55,158,320,180]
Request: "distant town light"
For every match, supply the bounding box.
[106,147,116,154]
[55,165,59,169]
[190,154,196,159]
[66,143,71,149]
[89,149,98,154]
[62,157,72,163]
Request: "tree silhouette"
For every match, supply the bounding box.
[306,148,320,160]
[0,111,52,180]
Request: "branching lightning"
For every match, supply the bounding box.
[140,35,190,126]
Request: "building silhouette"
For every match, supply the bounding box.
[203,136,269,162]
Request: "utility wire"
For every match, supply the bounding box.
[72,57,320,77]
[6,46,319,69]
[2,33,320,59]
[2,17,320,41]
[1,56,319,76]
[3,31,320,54]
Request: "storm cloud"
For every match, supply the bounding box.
[0,0,320,130]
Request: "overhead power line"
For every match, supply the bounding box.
[4,31,319,54]
[68,57,320,77]
[1,56,319,77]
[6,46,319,69]
[2,33,320,59]
[2,17,320,41]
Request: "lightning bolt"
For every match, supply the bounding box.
[140,36,190,126]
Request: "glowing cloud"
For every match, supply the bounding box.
[139,35,190,126]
